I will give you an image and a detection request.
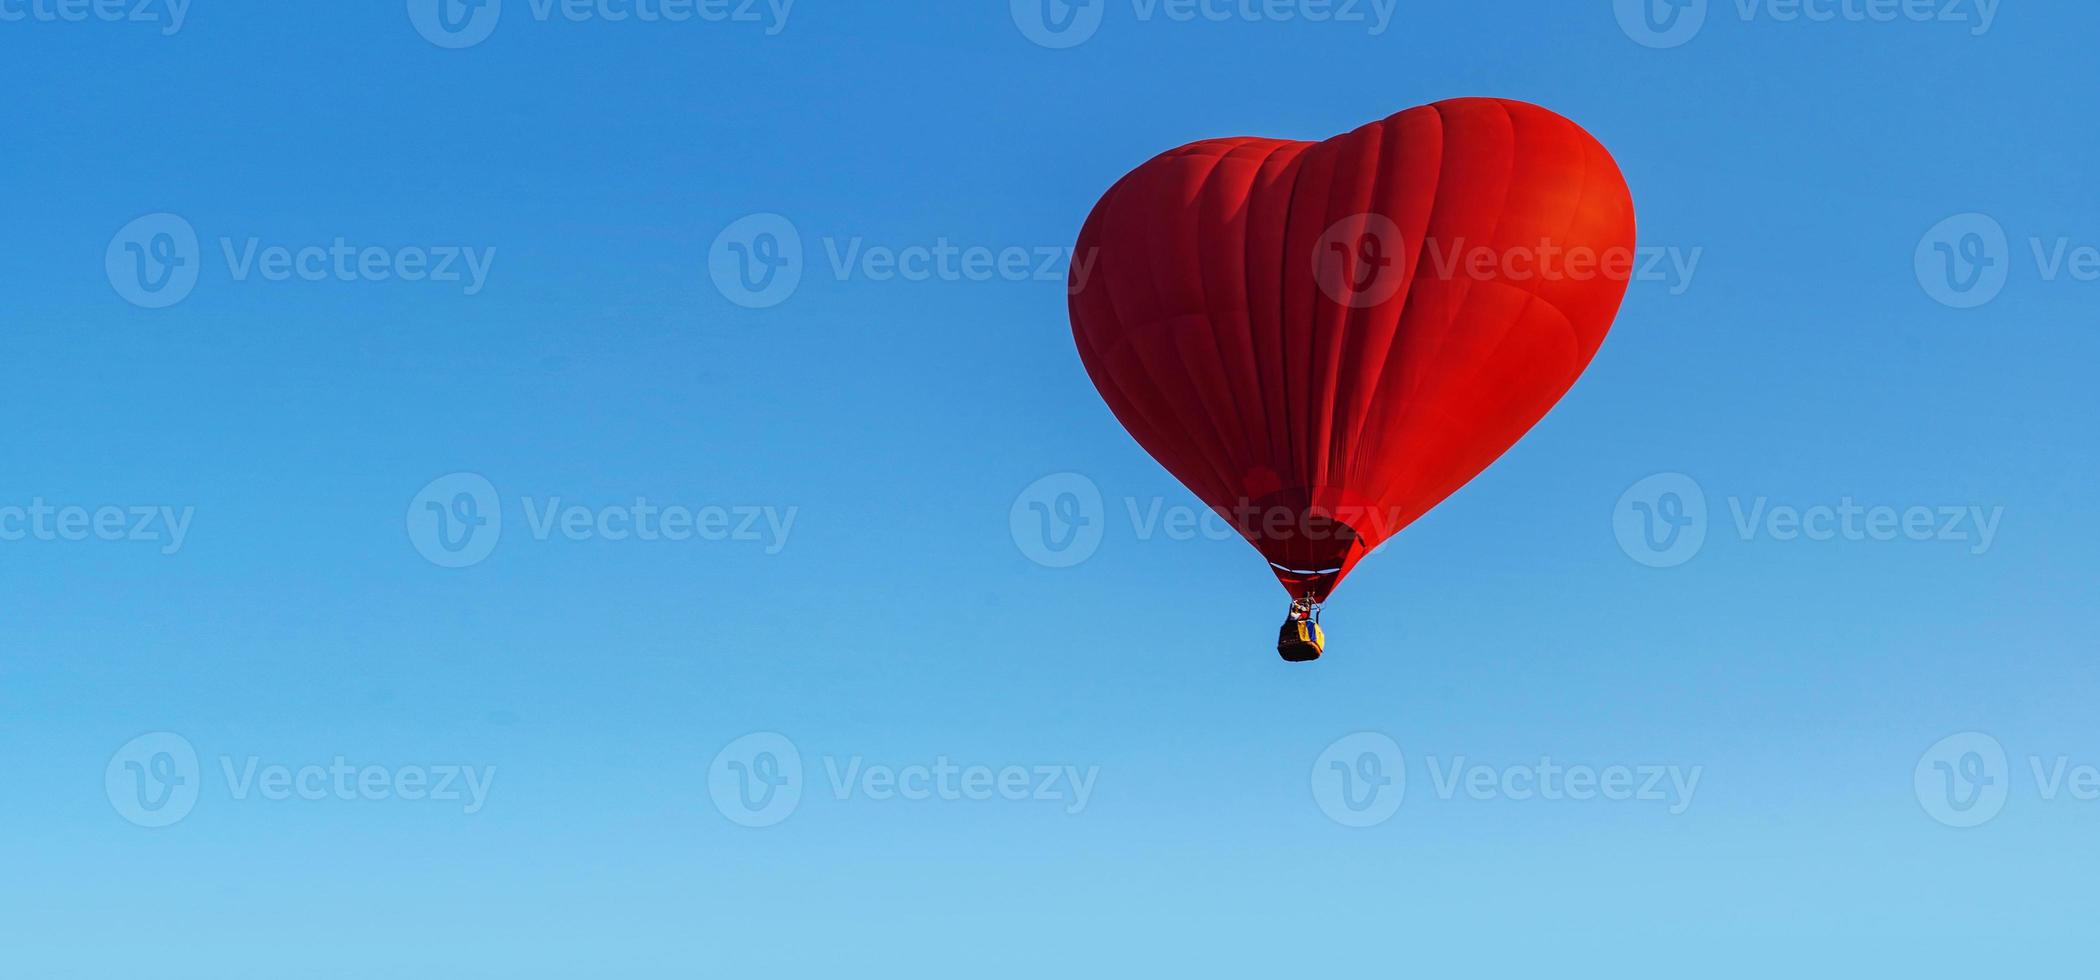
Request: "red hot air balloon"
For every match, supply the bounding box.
[1067,98,1636,661]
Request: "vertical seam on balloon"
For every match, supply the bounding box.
[1271,137,1312,525]
[1327,117,1382,499]
[1303,127,1361,514]
[1187,146,1256,498]
[1072,185,1170,475]
[1139,148,1250,505]
[1284,129,1357,575]
[1335,105,1445,575]
[1309,121,1381,508]
[1078,177,1222,504]
[1246,138,1304,586]
[1110,147,1250,508]
[1246,139,1297,494]
[1336,108,1431,504]
[1290,136,1349,575]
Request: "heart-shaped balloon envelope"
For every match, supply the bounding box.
[1069,98,1636,604]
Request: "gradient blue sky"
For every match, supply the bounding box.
[4,2,2097,976]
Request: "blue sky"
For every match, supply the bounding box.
[3,1,2097,975]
